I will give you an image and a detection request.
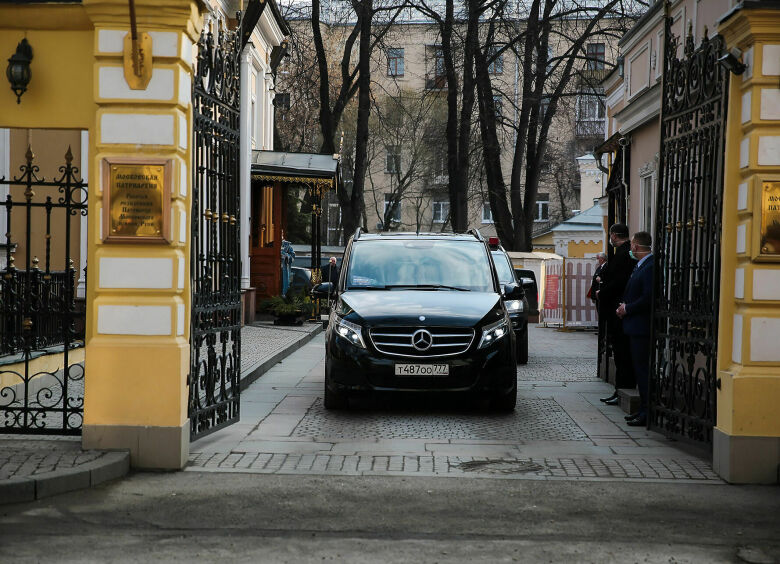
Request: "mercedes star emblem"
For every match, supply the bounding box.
[412,329,433,351]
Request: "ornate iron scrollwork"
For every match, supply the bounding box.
[650,18,728,446]
[188,13,243,441]
[0,147,87,434]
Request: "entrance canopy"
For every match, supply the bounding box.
[250,150,340,291]
[251,150,339,188]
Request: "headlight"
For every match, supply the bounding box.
[505,299,523,313]
[478,318,510,349]
[334,316,366,348]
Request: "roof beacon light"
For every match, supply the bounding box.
[488,237,500,248]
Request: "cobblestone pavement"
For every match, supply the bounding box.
[241,321,322,376]
[0,322,319,501]
[0,438,101,479]
[188,325,722,483]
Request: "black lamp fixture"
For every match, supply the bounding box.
[718,47,746,76]
[7,38,33,104]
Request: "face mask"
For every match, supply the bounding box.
[629,251,637,260]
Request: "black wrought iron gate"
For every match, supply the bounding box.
[650,22,729,445]
[0,147,86,434]
[188,16,243,440]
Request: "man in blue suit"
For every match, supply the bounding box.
[616,231,654,427]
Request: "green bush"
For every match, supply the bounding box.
[259,292,314,317]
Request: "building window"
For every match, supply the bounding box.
[578,92,605,120]
[535,193,549,222]
[540,95,550,118]
[433,199,449,223]
[586,42,606,70]
[487,46,503,75]
[387,47,404,77]
[493,95,503,119]
[327,202,342,246]
[482,203,494,224]
[386,145,401,174]
[641,175,654,232]
[251,96,257,146]
[274,92,290,111]
[433,46,445,77]
[384,193,401,223]
[426,45,446,89]
[432,144,448,182]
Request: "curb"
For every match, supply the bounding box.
[0,450,130,505]
[240,323,323,390]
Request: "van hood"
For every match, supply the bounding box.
[339,290,502,328]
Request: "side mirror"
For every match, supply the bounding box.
[312,282,335,299]
[503,283,524,300]
[520,277,535,290]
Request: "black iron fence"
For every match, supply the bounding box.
[0,146,87,434]
[1,267,79,356]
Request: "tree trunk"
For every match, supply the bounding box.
[341,0,373,240]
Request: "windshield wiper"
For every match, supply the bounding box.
[347,285,386,290]
[385,284,471,291]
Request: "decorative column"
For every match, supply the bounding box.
[80,0,200,469]
[240,47,252,292]
[716,3,780,484]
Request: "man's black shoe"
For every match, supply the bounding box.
[600,393,618,403]
[627,417,647,427]
[604,397,620,405]
[624,412,639,420]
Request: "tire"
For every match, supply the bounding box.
[492,384,517,412]
[323,360,348,410]
[517,328,529,365]
[324,383,348,409]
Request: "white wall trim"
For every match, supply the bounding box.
[750,317,780,361]
[97,304,172,335]
[753,270,780,301]
[98,257,173,289]
[615,82,661,134]
[627,41,651,102]
[100,113,175,146]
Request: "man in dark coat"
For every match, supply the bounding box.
[589,252,607,305]
[617,231,654,426]
[589,252,608,366]
[323,256,340,285]
[597,223,635,404]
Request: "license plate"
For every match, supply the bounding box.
[394,364,449,376]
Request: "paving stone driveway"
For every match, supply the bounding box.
[188,326,721,483]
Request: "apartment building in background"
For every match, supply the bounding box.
[279,7,623,246]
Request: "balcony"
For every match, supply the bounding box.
[575,119,606,139]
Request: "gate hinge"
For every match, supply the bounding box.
[716,377,722,390]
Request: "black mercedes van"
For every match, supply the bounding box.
[312,230,522,411]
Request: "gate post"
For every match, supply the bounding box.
[716,4,780,484]
[80,0,201,469]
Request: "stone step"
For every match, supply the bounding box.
[617,388,641,414]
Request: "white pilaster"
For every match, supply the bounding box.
[78,131,89,298]
[240,48,253,290]
[265,72,275,150]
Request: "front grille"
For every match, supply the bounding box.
[369,326,475,358]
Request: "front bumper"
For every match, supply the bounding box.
[326,327,516,396]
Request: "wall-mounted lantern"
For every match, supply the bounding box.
[6,39,33,104]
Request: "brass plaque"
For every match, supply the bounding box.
[103,158,171,243]
[761,181,780,257]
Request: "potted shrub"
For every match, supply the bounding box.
[259,293,314,326]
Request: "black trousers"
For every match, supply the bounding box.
[630,336,650,415]
[607,314,635,390]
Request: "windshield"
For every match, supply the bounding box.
[491,251,516,285]
[346,239,495,292]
